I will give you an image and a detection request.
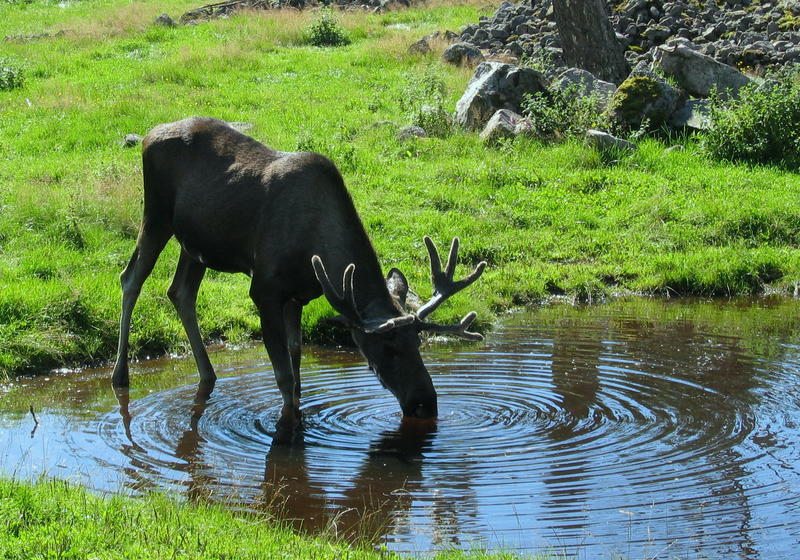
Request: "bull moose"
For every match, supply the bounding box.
[112,117,486,420]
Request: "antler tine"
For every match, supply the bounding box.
[417,236,488,319]
[417,311,484,342]
[311,255,362,322]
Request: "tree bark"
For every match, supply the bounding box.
[552,0,629,85]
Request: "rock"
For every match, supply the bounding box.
[479,109,531,143]
[455,62,548,129]
[645,24,673,43]
[668,98,712,130]
[449,0,795,89]
[408,36,433,55]
[408,30,457,55]
[585,129,637,152]
[441,42,485,67]
[226,121,254,133]
[609,69,683,129]
[154,13,177,27]
[551,68,617,110]
[122,134,143,147]
[397,125,426,140]
[653,42,753,99]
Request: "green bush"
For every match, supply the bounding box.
[0,57,24,91]
[304,7,351,47]
[703,68,800,168]
[522,84,610,140]
[398,65,453,137]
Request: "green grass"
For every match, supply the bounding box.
[1,0,800,378]
[0,477,532,559]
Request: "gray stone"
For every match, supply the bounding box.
[645,24,673,42]
[585,129,637,152]
[154,13,177,27]
[442,42,485,67]
[122,133,143,147]
[552,68,617,109]
[653,43,752,99]
[227,121,254,133]
[479,109,531,143]
[668,98,712,130]
[455,62,548,129]
[397,126,426,140]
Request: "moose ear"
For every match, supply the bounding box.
[385,268,409,308]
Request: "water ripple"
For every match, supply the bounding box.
[81,316,800,558]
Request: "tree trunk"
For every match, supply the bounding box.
[552,0,629,85]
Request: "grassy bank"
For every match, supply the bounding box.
[0,477,530,559]
[1,0,800,378]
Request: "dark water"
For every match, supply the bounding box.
[2,298,800,558]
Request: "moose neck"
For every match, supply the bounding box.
[316,218,399,321]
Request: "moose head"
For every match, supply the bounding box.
[313,237,486,419]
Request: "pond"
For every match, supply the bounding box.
[2,298,800,559]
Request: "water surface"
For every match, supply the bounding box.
[2,298,800,558]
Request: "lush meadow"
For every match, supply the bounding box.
[1,0,800,379]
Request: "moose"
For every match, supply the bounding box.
[112,117,486,420]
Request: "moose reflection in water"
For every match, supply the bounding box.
[113,382,453,544]
[259,415,439,540]
[111,117,486,421]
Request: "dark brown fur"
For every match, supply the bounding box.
[112,117,437,419]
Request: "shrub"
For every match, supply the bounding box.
[304,7,351,47]
[703,68,800,168]
[522,84,611,140]
[0,57,24,91]
[399,66,453,138]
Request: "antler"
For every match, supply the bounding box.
[312,255,360,321]
[416,311,484,342]
[416,236,487,320]
[312,255,415,333]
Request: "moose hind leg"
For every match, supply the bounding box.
[168,249,216,384]
[112,226,171,387]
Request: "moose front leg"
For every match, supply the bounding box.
[251,290,301,421]
[284,300,303,406]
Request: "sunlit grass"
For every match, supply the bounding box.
[1,0,800,379]
[0,477,547,559]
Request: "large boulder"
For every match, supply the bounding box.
[653,43,753,99]
[455,62,548,129]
